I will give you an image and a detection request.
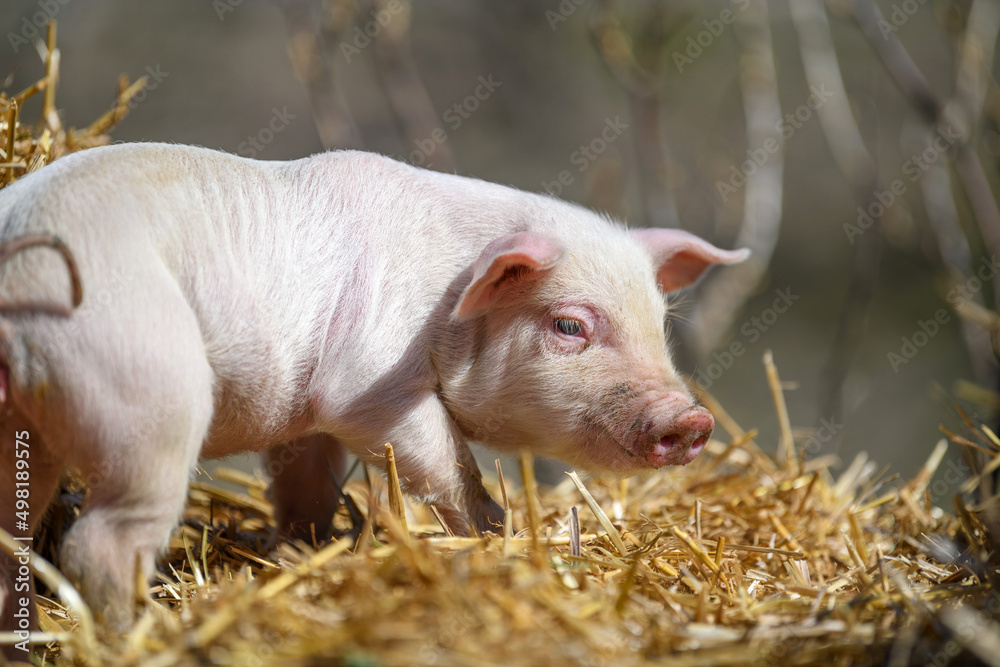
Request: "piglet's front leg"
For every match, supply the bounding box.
[374,393,503,536]
[431,458,505,537]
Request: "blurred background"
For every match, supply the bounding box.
[3,0,998,497]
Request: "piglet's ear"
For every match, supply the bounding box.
[454,232,564,319]
[631,228,750,293]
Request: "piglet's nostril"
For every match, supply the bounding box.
[643,401,715,444]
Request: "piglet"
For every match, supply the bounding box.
[0,143,747,631]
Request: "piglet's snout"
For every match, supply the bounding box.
[643,395,714,467]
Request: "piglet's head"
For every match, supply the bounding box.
[442,224,749,474]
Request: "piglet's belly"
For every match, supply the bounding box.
[198,392,313,459]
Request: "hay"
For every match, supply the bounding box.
[3,22,1000,667]
[19,353,999,667]
[0,22,147,188]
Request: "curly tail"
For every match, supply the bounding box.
[0,233,83,309]
[0,233,84,405]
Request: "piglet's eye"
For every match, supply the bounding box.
[555,318,583,336]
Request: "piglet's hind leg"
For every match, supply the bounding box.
[266,433,348,543]
[55,277,215,631]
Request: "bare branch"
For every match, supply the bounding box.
[853,0,1000,306]
[588,1,680,228]
[370,0,456,173]
[789,0,883,421]
[692,0,783,356]
[281,0,363,150]
[918,153,996,387]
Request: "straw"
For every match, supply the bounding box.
[384,442,409,534]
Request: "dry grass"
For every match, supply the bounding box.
[1,23,148,188]
[3,23,1000,667]
[18,357,1000,667]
